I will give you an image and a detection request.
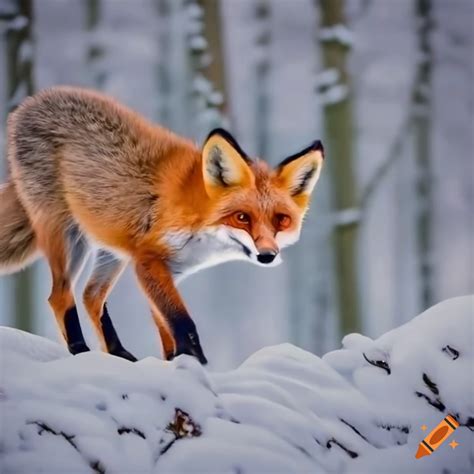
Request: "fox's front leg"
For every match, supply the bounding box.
[135,255,208,364]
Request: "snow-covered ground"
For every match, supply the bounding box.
[1,296,473,473]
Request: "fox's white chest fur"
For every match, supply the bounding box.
[164,228,245,282]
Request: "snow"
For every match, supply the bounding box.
[1,296,473,473]
[314,67,340,89]
[319,24,355,47]
[187,35,207,53]
[5,15,28,32]
[318,83,349,105]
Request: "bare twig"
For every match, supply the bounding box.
[27,421,105,473]
[117,426,146,439]
[340,418,371,444]
[326,438,358,458]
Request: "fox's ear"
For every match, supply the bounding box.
[202,129,254,196]
[276,140,324,200]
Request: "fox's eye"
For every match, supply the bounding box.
[235,212,250,224]
[275,214,291,230]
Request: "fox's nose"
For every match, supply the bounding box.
[257,249,278,264]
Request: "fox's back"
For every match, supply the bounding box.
[7,87,199,249]
[9,86,190,183]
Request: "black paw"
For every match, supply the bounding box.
[171,318,208,365]
[110,347,138,362]
[68,342,90,355]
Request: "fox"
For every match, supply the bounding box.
[0,86,324,364]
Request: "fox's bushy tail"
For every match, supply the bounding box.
[0,182,38,274]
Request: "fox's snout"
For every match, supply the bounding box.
[254,233,280,265]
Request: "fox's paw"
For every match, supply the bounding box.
[172,318,208,365]
[110,347,138,362]
[68,342,90,355]
[174,336,208,365]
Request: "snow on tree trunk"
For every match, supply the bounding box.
[0,296,472,473]
[197,0,228,118]
[185,0,226,139]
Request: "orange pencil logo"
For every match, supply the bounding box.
[415,415,459,459]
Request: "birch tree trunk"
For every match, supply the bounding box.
[2,0,35,332]
[413,0,434,309]
[319,0,360,334]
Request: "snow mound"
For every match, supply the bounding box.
[1,296,473,473]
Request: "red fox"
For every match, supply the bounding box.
[0,87,324,364]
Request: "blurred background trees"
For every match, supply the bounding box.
[0,0,472,368]
[1,0,35,332]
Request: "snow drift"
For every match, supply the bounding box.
[0,296,473,473]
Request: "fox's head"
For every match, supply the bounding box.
[201,129,324,267]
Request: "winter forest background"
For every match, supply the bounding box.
[0,0,472,370]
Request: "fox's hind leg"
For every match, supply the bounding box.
[83,250,137,362]
[38,221,91,355]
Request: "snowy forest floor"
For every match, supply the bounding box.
[0,296,473,473]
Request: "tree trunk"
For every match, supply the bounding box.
[319,0,360,334]
[197,0,227,116]
[413,0,434,310]
[185,0,227,136]
[254,0,271,158]
[2,0,35,332]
